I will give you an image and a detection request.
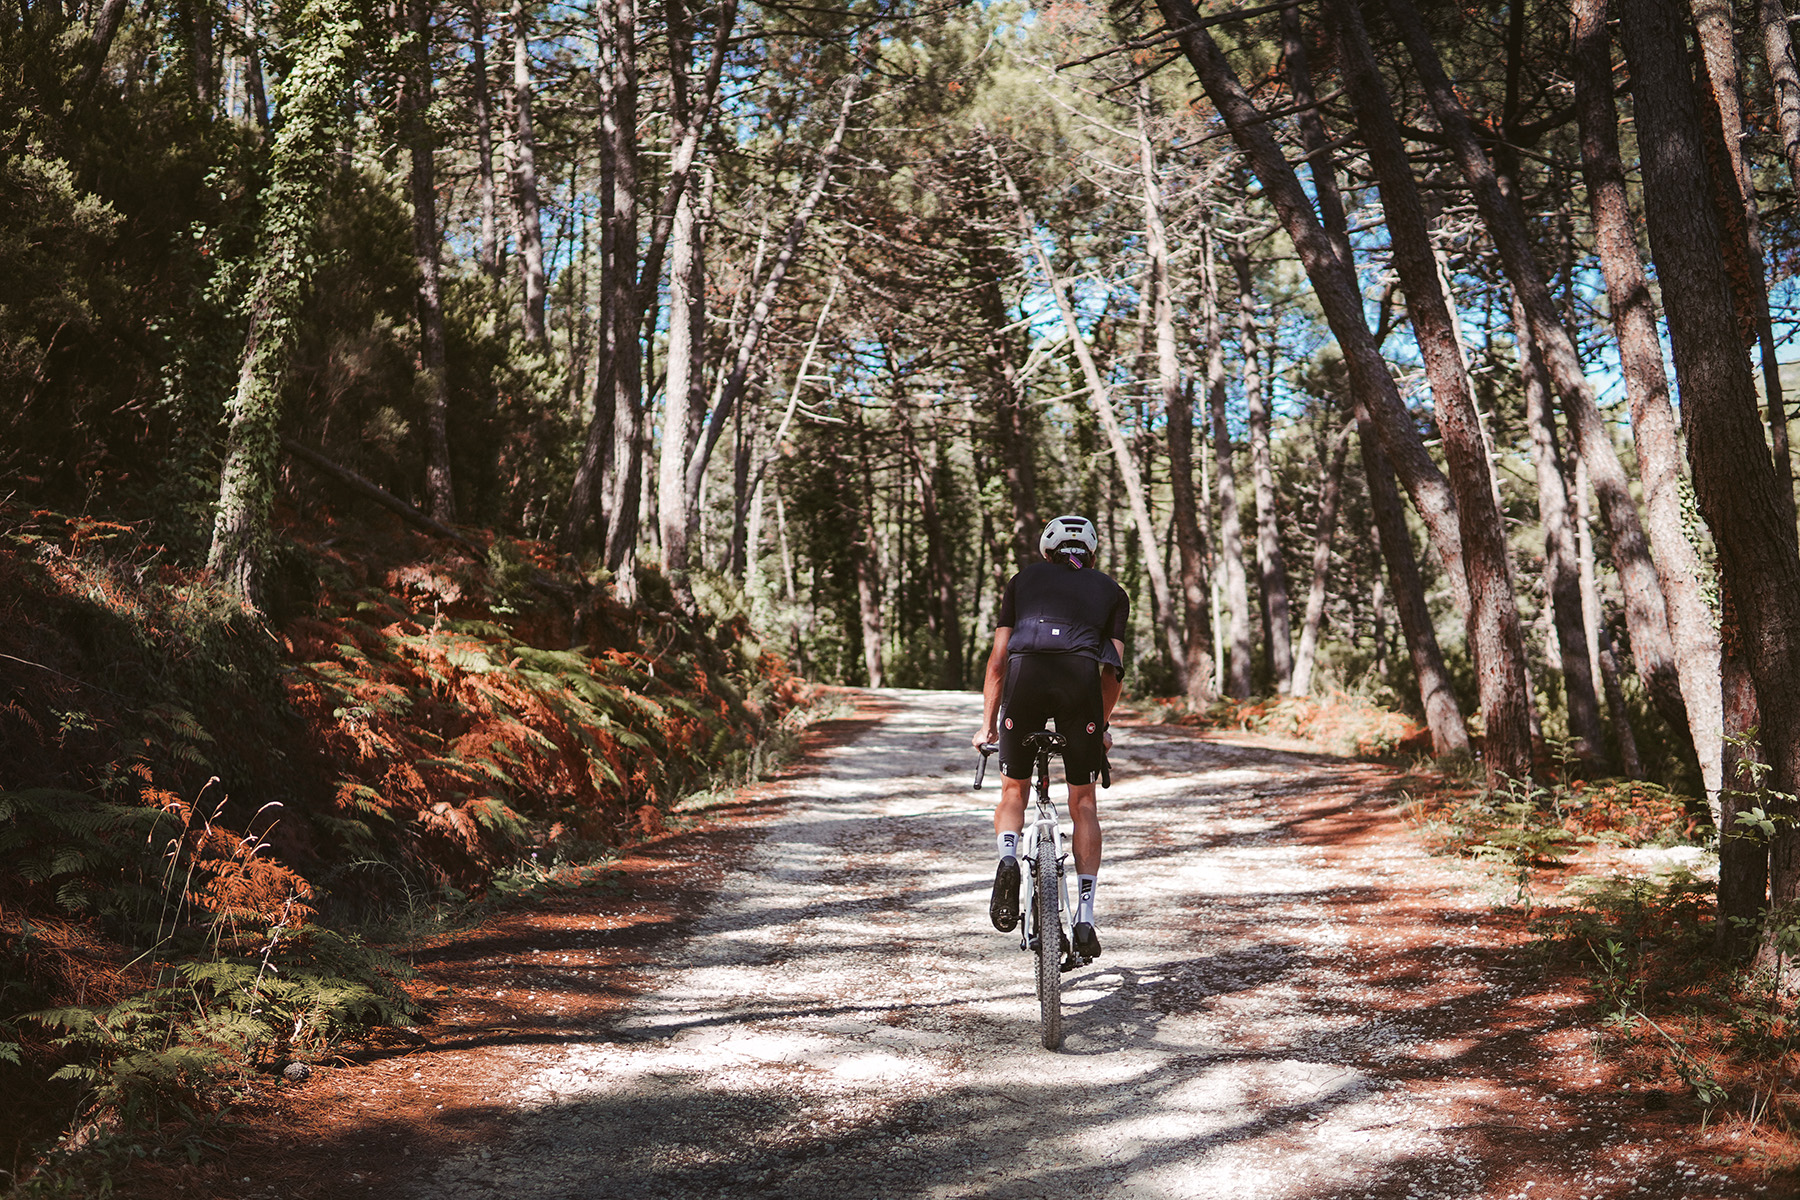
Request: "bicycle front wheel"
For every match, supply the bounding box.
[1034,848,1062,1050]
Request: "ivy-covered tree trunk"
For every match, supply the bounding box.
[207,0,362,608]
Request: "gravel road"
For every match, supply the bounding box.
[414,689,1757,1200]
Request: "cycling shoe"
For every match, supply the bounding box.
[990,856,1020,932]
[1073,920,1102,958]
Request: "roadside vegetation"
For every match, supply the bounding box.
[0,503,812,1193]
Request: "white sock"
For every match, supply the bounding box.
[1077,875,1097,924]
[997,831,1018,860]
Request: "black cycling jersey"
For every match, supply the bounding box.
[995,559,1129,785]
[996,560,1129,670]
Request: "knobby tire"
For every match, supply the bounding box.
[1034,838,1062,1050]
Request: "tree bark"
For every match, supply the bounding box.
[404,0,455,523]
[1291,416,1354,698]
[1389,0,1690,766]
[658,182,708,608]
[993,148,1184,683]
[1203,235,1254,699]
[1718,580,1769,957]
[1231,234,1294,693]
[242,0,270,134]
[208,0,360,607]
[1692,0,1795,523]
[683,64,861,540]
[1571,0,1723,803]
[1575,459,1644,778]
[596,0,643,581]
[1619,0,1800,946]
[510,0,546,346]
[1140,89,1213,701]
[1329,0,1533,783]
[76,0,132,100]
[469,0,499,278]
[1516,294,1605,768]
[1150,0,1475,635]
[1357,395,1471,755]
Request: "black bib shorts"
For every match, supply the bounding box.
[998,653,1107,786]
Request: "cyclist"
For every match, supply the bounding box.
[973,515,1128,959]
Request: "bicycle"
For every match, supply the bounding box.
[974,731,1098,1050]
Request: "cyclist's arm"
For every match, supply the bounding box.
[1100,639,1124,723]
[975,627,1011,748]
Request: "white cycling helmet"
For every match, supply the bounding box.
[1039,514,1099,563]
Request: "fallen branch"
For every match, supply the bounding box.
[281,437,483,555]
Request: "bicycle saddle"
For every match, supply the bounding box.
[1021,731,1067,754]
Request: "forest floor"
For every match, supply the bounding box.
[130,690,1785,1200]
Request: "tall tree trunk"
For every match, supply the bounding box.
[980,263,1040,567]
[1389,0,1689,768]
[404,0,455,522]
[683,64,861,538]
[1280,1,1355,704]
[1692,0,1795,523]
[1718,581,1769,957]
[76,0,132,100]
[470,0,499,278]
[1279,0,1463,744]
[1571,0,1723,804]
[1357,396,1471,756]
[1151,0,1476,640]
[1330,0,1533,783]
[242,0,270,134]
[854,406,885,689]
[208,0,359,607]
[1202,232,1253,699]
[1291,417,1354,698]
[1759,0,1800,265]
[898,390,963,688]
[658,182,707,608]
[1619,0,1800,954]
[1516,294,1604,768]
[993,149,1185,683]
[192,0,215,110]
[1575,459,1644,778]
[1231,234,1294,693]
[597,0,643,581]
[510,0,546,346]
[1140,88,1213,701]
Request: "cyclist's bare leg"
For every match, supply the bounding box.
[993,775,1028,839]
[1066,782,1100,876]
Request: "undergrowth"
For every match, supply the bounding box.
[1400,748,1800,1172]
[1148,691,1429,760]
[0,504,816,1193]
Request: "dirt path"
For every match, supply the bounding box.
[396,689,1760,1200]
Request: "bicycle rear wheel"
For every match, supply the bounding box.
[1034,844,1062,1049]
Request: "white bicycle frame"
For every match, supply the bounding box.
[1018,787,1074,956]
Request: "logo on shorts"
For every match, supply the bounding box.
[1004,717,1013,729]
[1086,722,1097,734]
